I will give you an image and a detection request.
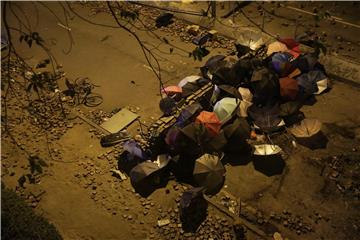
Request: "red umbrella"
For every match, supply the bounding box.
[279,77,299,100]
[161,86,182,95]
[195,111,221,136]
[280,38,301,58]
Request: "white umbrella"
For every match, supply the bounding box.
[238,87,253,102]
[238,100,253,117]
[314,79,328,95]
[267,41,288,56]
[178,75,201,87]
[213,97,240,124]
[254,144,282,155]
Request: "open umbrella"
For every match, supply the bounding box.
[295,70,328,95]
[271,52,296,77]
[193,154,226,195]
[248,104,285,133]
[180,187,208,232]
[250,68,279,105]
[289,119,327,149]
[267,41,288,56]
[178,75,201,88]
[130,161,162,196]
[214,97,240,124]
[253,144,285,176]
[279,77,299,100]
[195,111,221,136]
[238,87,253,102]
[201,55,226,79]
[218,85,242,99]
[161,86,182,95]
[176,103,202,127]
[279,38,301,58]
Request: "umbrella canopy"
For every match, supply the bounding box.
[238,87,253,103]
[250,68,279,105]
[289,118,322,137]
[289,119,327,149]
[238,100,253,117]
[179,187,208,232]
[279,101,303,117]
[201,55,227,78]
[248,104,284,132]
[292,53,318,73]
[181,78,210,97]
[130,161,160,186]
[252,144,285,176]
[271,52,296,77]
[214,97,240,124]
[165,127,182,149]
[295,70,328,95]
[178,75,201,88]
[279,77,299,100]
[267,41,288,56]
[176,103,203,127]
[279,38,301,58]
[123,140,147,159]
[218,85,242,99]
[254,144,282,155]
[195,111,222,136]
[161,85,182,95]
[236,30,264,50]
[159,96,176,115]
[193,154,226,195]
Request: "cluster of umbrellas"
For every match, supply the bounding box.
[122,37,330,202]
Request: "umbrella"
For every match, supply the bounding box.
[248,104,285,133]
[271,52,296,77]
[236,30,264,50]
[178,75,201,88]
[159,96,176,115]
[213,97,240,124]
[165,127,182,149]
[218,85,242,99]
[180,187,208,232]
[295,70,328,95]
[279,38,301,58]
[195,111,221,136]
[161,85,182,95]
[250,68,279,105]
[224,118,250,153]
[123,140,147,159]
[292,53,318,73]
[130,161,162,196]
[181,78,210,97]
[193,154,226,195]
[238,100,253,117]
[289,119,328,149]
[201,55,226,78]
[279,77,299,100]
[176,103,203,127]
[238,87,253,103]
[267,41,288,56]
[279,101,303,117]
[253,144,285,176]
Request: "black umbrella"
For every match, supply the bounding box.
[250,68,279,105]
[223,118,251,153]
[218,85,242,99]
[248,104,285,133]
[193,154,226,195]
[201,55,226,77]
[180,187,208,232]
[252,144,285,176]
[129,161,163,197]
[279,100,303,117]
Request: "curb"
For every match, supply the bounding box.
[150,2,360,86]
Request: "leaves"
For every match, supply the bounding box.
[190,47,210,61]
[19,32,44,48]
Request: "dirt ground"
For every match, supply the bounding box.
[1,2,360,240]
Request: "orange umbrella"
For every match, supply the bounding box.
[195,111,221,136]
[161,86,182,95]
[279,77,299,100]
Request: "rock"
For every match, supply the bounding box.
[157,219,170,227]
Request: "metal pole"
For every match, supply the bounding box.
[211,1,216,18]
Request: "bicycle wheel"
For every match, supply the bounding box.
[84,93,103,107]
